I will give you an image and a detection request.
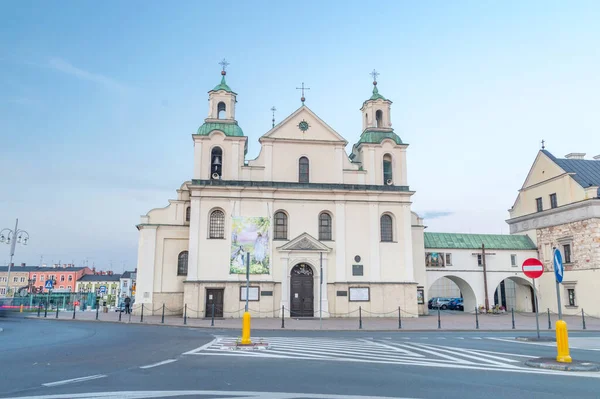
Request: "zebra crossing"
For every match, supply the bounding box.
[183,336,545,373]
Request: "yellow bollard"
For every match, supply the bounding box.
[241,311,252,345]
[556,319,572,363]
[20,304,23,313]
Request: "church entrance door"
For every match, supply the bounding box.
[205,288,224,318]
[290,263,314,317]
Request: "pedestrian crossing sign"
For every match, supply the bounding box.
[44,280,53,289]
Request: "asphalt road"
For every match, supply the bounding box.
[1,316,600,399]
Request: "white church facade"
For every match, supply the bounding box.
[135,67,428,318]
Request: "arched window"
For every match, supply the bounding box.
[209,209,225,239]
[274,211,288,240]
[376,110,383,128]
[185,206,191,222]
[318,212,332,241]
[177,251,188,276]
[299,157,309,183]
[380,214,393,242]
[217,102,226,119]
[211,147,223,179]
[365,113,368,126]
[383,154,393,184]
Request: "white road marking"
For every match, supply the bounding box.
[358,339,425,357]
[41,374,106,387]
[0,390,414,399]
[182,338,218,354]
[182,336,600,379]
[139,359,178,369]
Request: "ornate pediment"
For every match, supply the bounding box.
[277,233,331,252]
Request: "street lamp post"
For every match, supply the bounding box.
[0,218,30,297]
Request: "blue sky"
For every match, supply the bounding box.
[1,1,599,270]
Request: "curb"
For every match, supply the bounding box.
[525,357,600,372]
[516,336,556,342]
[23,317,600,333]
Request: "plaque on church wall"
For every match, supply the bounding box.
[336,290,347,296]
[352,264,363,276]
[349,287,370,302]
[261,291,273,296]
[239,286,260,301]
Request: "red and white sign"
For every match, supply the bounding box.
[522,258,544,279]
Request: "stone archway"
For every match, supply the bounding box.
[428,275,478,312]
[289,263,314,317]
[493,276,535,312]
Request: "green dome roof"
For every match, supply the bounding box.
[369,85,387,101]
[196,122,244,137]
[357,129,403,145]
[211,76,235,93]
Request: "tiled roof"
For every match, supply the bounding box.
[543,150,600,189]
[424,232,537,250]
[0,266,88,272]
[78,274,122,282]
[0,266,41,272]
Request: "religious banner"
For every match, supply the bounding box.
[230,217,270,274]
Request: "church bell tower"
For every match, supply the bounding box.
[207,59,237,121]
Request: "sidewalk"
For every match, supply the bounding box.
[27,308,600,331]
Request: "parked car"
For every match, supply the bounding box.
[431,297,453,310]
[448,298,464,311]
[427,297,439,309]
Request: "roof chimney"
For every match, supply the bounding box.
[594,155,600,160]
[21,263,26,267]
[565,153,586,160]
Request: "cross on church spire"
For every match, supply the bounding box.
[271,106,277,128]
[219,58,229,76]
[296,82,310,104]
[541,139,546,150]
[370,69,380,85]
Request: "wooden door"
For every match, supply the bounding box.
[290,264,314,317]
[206,288,224,318]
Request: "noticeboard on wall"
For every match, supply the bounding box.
[239,286,260,301]
[349,287,370,302]
[417,287,425,305]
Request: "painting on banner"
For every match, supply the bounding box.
[230,217,270,274]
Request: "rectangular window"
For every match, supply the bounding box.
[60,275,65,282]
[13,277,18,283]
[352,265,364,276]
[123,281,128,288]
[445,253,452,266]
[20,277,25,282]
[511,254,517,267]
[535,197,543,212]
[40,275,44,281]
[563,244,572,264]
[568,289,576,306]
[0,288,5,295]
[68,275,73,282]
[477,254,483,266]
[550,193,558,209]
[32,274,37,281]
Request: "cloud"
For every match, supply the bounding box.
[48,57,129,92]
[421,211,454,220]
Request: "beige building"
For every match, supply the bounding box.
[0,265,34,296]
[507,149,600,317]
[135,68,427,318]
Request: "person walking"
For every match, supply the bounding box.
[124,296,131,314]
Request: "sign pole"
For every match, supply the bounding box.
[319,252,323,330]
[532,278,540,339]
[245,252,249,312]
[555,280,562,320]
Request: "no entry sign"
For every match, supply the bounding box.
[522,258,544,279]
